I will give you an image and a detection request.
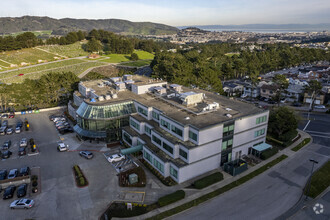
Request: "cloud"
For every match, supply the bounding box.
[0,0,329,26]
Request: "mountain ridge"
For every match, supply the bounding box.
[0,16,179,35]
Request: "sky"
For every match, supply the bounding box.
[0,0,330,26]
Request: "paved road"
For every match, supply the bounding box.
[170,114,329,220]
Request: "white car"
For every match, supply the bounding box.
[57,142,68,152]
[19,138,28,147]
[314,105,325,109]
[107,153,125,163]
[10,199,34,209]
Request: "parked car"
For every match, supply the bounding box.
[10,199,34,209]
[107,153,125,163]
[8,112,15,118]
[79,151,94,159]
[2,150,12,159]
[2,120,8,127]
[57,142,68,152]
[292,102,302,107]
[15,126,21,134]
[0,126,6,135]
[2,140,12,150]
[20,138,28,147]
[0,170,7,180]
[58,126,74,135]
[19,167,30,176]
[16,122,23,128]
[1,114,8,119]
[18,147,27,156]
[17,184,28,198]
[6,127,13,135]
[7,169,18,179]
[314,105,326,109]
[3,185,16,200]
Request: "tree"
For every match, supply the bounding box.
[268,106,298,139]
[272,74,289,106]
[304,80,322,111]
[85,38,103,53]
[130,53,139,61]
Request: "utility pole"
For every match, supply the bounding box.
[305,159,318,200]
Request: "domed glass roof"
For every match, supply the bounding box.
[76,101,136,119]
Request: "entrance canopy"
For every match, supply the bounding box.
[252,143,272,152]
[121,145,143,155]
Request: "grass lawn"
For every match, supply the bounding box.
[0,47,56,65]
[134,50,154,60]
[225,52,240,57]
[291,138,311,152]
[123,60,152,67]
[99,50,154,64]
[0,60,10,68]
[38,41,89,58]
[1,60,106,83]
[306,161,330,198]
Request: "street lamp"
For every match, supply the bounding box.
[305,159,318,200]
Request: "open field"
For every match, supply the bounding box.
[122,60,152,67]
[0,58,107,83]
[0,47,58,65]
[134,50,155,60]
[4,30,53,37]
[38,41,89,58]
[97,50,154,63]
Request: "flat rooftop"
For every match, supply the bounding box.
[79,78,266,129]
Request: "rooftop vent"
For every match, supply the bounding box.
[97,83,104,87]
[112,93,118,99]
[225,114,232,118]
[225,108,232,111]
[105,95,111,100]
[185,116,190,120]
[98,96,104,101]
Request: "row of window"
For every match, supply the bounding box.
[144,150,178,179]
[222,139,233,151]
[153,158,164,173]
[160,119,183,137]
[138,106,148,117]
[163,142,173,154]
[152,135,162,146]
[170,166,178,178]
[189,131,197,141]
[256,115,267,124]
[179,148,188,159]
[255,128,266,137]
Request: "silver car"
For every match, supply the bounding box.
[10,199,34,209]
[20,138,28,147]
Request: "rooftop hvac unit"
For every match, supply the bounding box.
[225,108,232,111]
[105,95,111,100]
[98,96,104,101]
[226,114,232,118]
[112,93,118,99]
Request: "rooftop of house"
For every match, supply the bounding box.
[77,76,266,130]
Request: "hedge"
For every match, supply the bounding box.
[158,190,185,207]
[260,147,279,160]
[73,165,88,187]
[291,138,311,152]
[193,172,224,189]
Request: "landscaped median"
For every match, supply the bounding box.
[305,161,330,198]
[73,165,88,187]
[291,138,311,152]
[147,154,288,220]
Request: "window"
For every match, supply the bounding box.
[170,166,178,178]
[152,135,162,146]
[179,149,188,159]
[222,139,233,151]
[123,132,132,145]
[145,126,151,135]
[163,142,173,154]
[254,128,266,137]
[152,111,159,120]
[256,115,267,124]
[153,159,164,173]
[138,106,148,116]
[130,119,140,130]
[161,119,171,130]
[144,151,152,162]
[189,131,198,141]
[223,124,234,136]
[171,125,183,137]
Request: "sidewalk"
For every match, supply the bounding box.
[112,130,312,220]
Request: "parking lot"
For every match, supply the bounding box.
[0,111,123,219]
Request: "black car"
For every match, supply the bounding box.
[17,184,27,198]
[0,169,7,180]
[2,140,11,150]
[2,150,12,159]
[16,122,23,128]
[3,185,16,200]
[59,126,74,135]
[18,147,26,156]
[19,166,30,176]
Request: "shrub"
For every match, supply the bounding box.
[260,147,279,160]
[158,190,185,207]
[193,172,224,189]
[278,129,298,142]
[79,177,85,186]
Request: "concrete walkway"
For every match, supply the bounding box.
[111,130,312,220]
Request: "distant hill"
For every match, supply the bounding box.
[0,16,179,35]
[179,24,330,32]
